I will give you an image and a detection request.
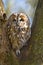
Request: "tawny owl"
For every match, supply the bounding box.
[6,13,31,56]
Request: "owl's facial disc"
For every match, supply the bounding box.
[18,13,29,29]
[8,14,17,22]
[18,13,28,21]
[13,14,17,22]
[8,14,18,27]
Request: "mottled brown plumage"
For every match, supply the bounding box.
[6,13,31,55]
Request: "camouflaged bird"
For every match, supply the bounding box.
[6,13,31,55]
[0,2,31,55]
[0,0,38,56]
